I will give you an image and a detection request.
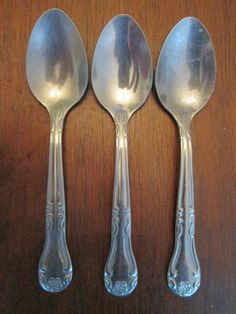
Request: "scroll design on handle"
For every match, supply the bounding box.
[39,110,72,293]
[167,122,200,297]
[104,109,137,296]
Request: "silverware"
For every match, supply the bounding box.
[26,8,88,292]
[155,17,216,297]
[92,14,152,296]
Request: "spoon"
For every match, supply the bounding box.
[155,17,216,297]
[26,8,88,292]
[92,14,152,296]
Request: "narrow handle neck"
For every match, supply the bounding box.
[178,123,193,210]
[113,110,130,211]
[47,110,65,230]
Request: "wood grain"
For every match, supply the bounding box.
[0,0,235,313]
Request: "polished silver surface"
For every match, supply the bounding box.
[92,14,152,296]
[155,17,216,297]
[26,8,88,292]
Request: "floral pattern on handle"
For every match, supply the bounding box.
[104,110,137,296]
[167,123,200,297]
[38,110,72,293]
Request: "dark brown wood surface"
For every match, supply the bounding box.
[0,0,235,313]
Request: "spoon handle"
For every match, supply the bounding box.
[38,110,72,293]
[167,122,200,297]
[104,110,137,296]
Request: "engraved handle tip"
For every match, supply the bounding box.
[104,268,138,297]
[38,252,73,293]
[39,261,72,293]
[104,210,138,297]
[167,273,200,297]
[39,273,72,293]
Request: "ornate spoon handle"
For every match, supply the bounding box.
[104,110,137,296]
[167,122,200,297]
[38,110,72,293]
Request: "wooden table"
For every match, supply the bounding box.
[0,0,235,313]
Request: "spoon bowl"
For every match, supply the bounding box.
[26,8,88,292]
[92,14,152,296]
[92,14,152,117]
[27,9,88,112]
[156,17,216,121]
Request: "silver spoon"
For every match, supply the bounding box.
[26,8,88,292]
[155,17,216,297]
[92,14,152,296]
